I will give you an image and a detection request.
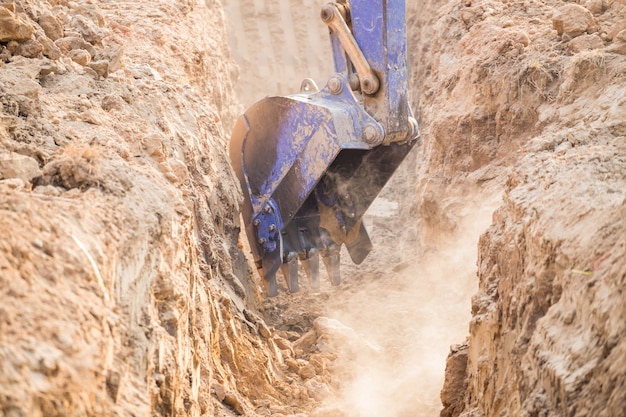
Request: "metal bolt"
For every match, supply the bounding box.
[258,238,267,245]
[348,74,360,91]
[320,4,335,23]
[407,117,419,140]
[269,224,276,232]
[361,75,379,95]
[264,205,272,213]
[253,219,261,227]
[328,75,343,95]
[363,124,383,145]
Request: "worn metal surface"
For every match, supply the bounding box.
[321,3,379,95]
[229,0,419,295]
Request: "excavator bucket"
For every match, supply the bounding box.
[229,0,419,296]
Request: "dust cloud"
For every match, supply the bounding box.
[320,192,500,416]
[221,1,503,414]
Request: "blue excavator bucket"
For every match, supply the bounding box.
[229,0,419,296]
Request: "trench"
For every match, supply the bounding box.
[221,1,501,415]
[2,0,625,415]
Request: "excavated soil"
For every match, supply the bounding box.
[1,0,625,416]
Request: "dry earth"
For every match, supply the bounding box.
[0,0,315,416]
[405,0,626,416]
[1,0,625,416]
[226,0,626,416]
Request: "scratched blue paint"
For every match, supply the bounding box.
[351,0,408,134]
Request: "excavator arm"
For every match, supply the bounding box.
[229,0,419,296]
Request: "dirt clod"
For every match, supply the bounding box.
[0,152,41,182]
[0,7,34,42]
[552,4,597,37]
[38,13,64,41]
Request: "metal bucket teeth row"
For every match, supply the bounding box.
[262,248,341,297]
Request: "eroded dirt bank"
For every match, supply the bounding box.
[415,0,626,416]
[0,0,321,415]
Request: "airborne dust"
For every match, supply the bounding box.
[221,1,502,415]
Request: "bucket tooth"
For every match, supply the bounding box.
[260,241,282,297]
[281,252,300,293]
[300,249,320,289]
[346,221,373,265]
[261,269,278,297]
[322,247,341,286]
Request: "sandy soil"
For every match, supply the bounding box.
[224,0,626,416]
[2,0,625,416]
[223,1,506,415]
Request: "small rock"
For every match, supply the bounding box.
[313,317,380,356]
[568,34,604,52]
[273,336,293,351]
[143,134,166,160]
[441,342,469,417]
[0,7,34,42]
[33,185,62,196]
[223,392,245,415]
[552,4,596,38]
[168,158,188,183]
[88,60,109,78]
[607,22,626,41]
[1,73,41,115]
[293,329,317,354]
[276,330,302,341]
[583,0,603,15]
[82,66,99,80]
[304,377,333,401]
[308,354,328,375]
[38,13,64,41]
[15,39,43,58]
[71,15,108,44]
[37,34,61,60]
[0,177,28,190]
[39,61,65,77]
[69,48,91,66]
[72,3,106,27]
[298,364,316,379]
[0,152,41,182]
[15,96,39,117]
[257,319,272,339]
[212,383,226,401]
[79,109,102,125]
[101,95,125,112]
[607,30,626,55]
[97,46,124,73]
[54,36,96,57]
[0,46,10,62]
[6,40,18,54]
[285,358,301,373]
[142,135,166,162]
